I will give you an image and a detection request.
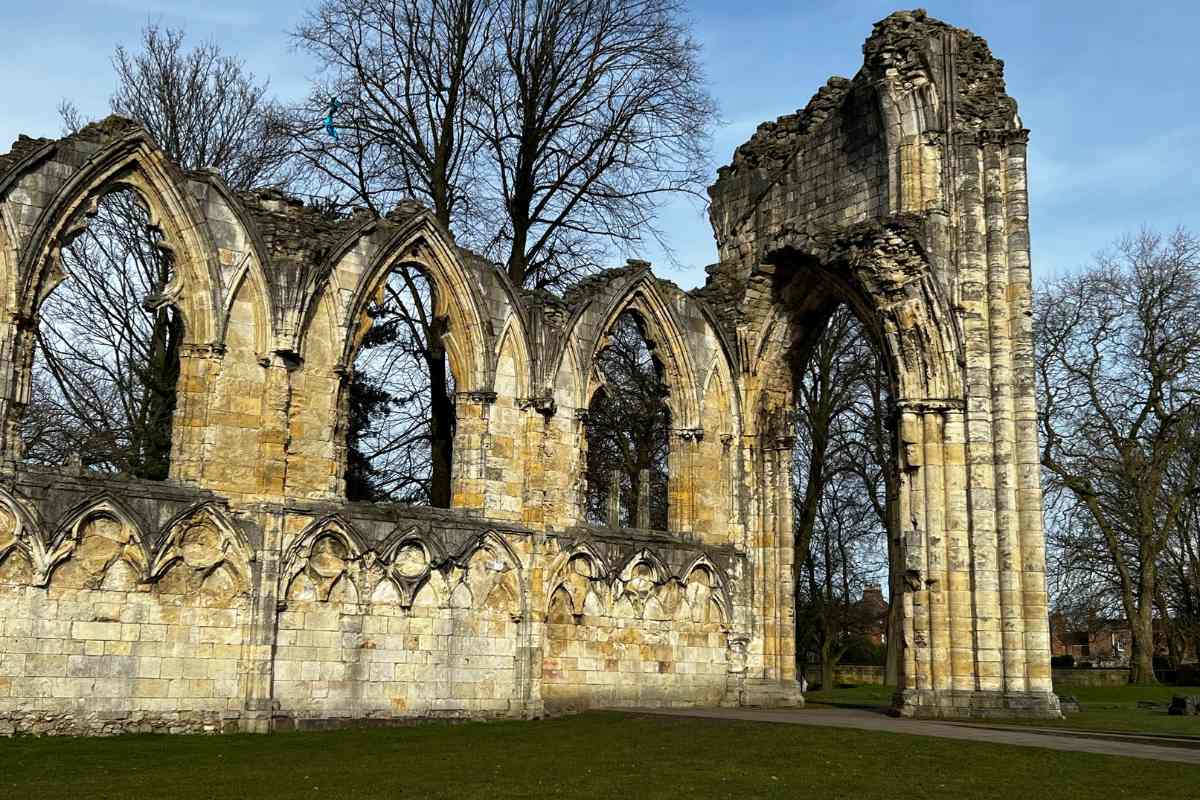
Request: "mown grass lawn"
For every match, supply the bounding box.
[804,683,1200,736]
[802,684,896,709]
[2,711,1196,800]
[1046,684,1200,736]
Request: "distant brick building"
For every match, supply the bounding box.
[1049,612,1193,665]
[1049,614,1131,664]
[859,582,889,646]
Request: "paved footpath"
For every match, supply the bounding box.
[623,707,1200,766]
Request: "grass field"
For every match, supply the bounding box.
[1046,684,1200,735]
[804,683,1200,736]
[2,711,1196,800]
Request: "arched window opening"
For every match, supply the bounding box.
[790,304,897,691]
[584,312,670,530]
[347,265,455,505]
[22,188,182,479]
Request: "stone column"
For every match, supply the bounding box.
[513,536,545,718]
[921,410,950,695]
[451,391,496,512]
[984,135,1028,693]
[636,469,650,529]
[171,344,224,486]
[237,506,283,733]
[0,315,34,466]
[517,399,554,528]
[738,430,802,705]
[608,469,621,528]
[942,408,975,692]
[957,137,1005,695]
[258,354,296,499]
[667,428,702,532]
[1005,133,1054,695]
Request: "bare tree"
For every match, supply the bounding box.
[286,0,493,224]
[22,190,179,478]
[791,306,892,687]
[795,466,889,690]
[346,267,454,504]
[1036,228,1200,684]
[108,25,294,189]
[478,0,715,288]
[286,0,715,503]
[1160,492,1200,666]
[584,312,670,528]
[29,25,295,478]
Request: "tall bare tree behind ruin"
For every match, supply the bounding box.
[62,25,296,190]
[583,312,671,529]
[345,268,454,502]
[1159,491,1200,667]
[22,191,179,478]
[1036,227,1200,684]
[791,306,895,687]
[284,0,716,504]
[26,25,293,477]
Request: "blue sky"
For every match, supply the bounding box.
[3,1,1199,290]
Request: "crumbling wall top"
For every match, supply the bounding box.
[862,9,1019,130]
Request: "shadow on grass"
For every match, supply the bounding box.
[802,683,895,710]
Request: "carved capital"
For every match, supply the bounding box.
[519,394,557,418]
[180,343,226,360]
[461,390,497,405]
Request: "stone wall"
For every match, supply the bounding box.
[0,472,745,734]
[0,9,1061,733]
[1051,668,1131,689]
[0,488,252,735]
[803,665,887,688]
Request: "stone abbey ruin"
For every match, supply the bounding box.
[0,10,1060,734]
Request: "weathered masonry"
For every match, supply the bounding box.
[0,10,1059,735]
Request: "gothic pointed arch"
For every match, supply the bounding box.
[681,554,733,623]
[564,272,702,429]
[377,526,438,607]
[456,530,524,615]
[297,210,494,393]
[747,228,965,438]
[150,503,250,601]
[615,547,670,585]
[544,541,610,616]
[379,523,447,565]
[280,515,369,595]
[281,516,370,604]
[553,341,584,411]
[0,487,46,585]
[15,122,222,346]
[196,176,276,355]
[700,360,734,436]
[42,493,151,589]
[494,315,533,401]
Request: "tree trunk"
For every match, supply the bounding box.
[884,457,901,686]
[428,345,454,508]
[885,575,902,686]
[1129,565,1158,684]
[821,640,835,692]
[139,307,181,480]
